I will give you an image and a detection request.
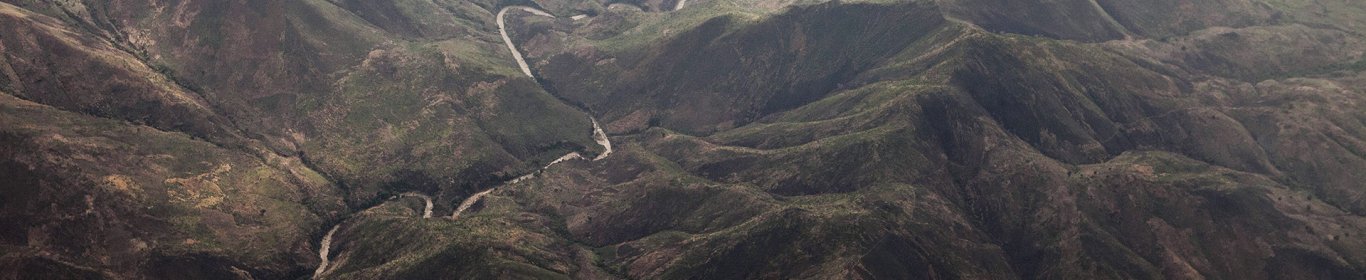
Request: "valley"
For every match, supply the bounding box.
[1,0,1365,278]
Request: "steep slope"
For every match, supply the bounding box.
[936,0,1134,41]
[3,0,1366,278]
[3,0,603,203]
[0,3,240,144]
[0,4,352,277]
[540,1,949,134]
[0,93,343,279]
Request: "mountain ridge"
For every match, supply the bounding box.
[2,0,1365,278]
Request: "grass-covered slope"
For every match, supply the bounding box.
[3,0,1366,278]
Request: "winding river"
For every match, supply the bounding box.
[449,188,494,220]
[592,118,613,160]
[448,5,618,221]
[312,225,340,279]
[497,6,555,77]
[399,192,435,218]
[313,4,636,278]
[312,192,434,278]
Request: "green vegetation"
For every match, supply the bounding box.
[4,0,1366,278]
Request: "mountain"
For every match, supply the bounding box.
[2,0,1364,279]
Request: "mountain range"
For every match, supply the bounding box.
[1,0,1364,278]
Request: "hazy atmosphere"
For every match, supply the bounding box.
[1,0,1365,278]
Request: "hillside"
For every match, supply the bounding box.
[2,0,1365,279]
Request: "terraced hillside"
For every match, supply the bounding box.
[2,0,1365,279]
